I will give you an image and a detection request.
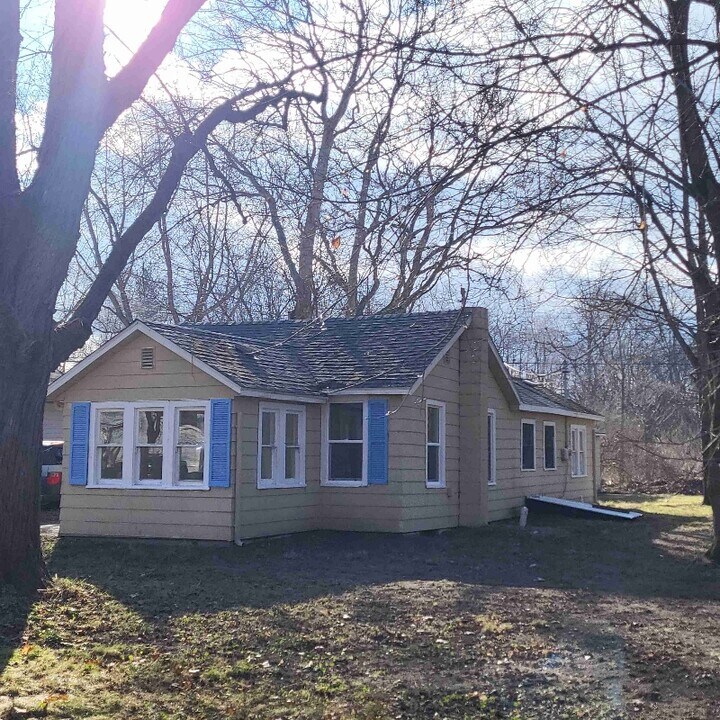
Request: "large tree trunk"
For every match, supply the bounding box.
[703,452,720,562]
[698,350,720,563]
[0,307,54,589]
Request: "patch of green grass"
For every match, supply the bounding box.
[603,492,710,517]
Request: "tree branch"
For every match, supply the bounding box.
[0,0,20,196]
[103,0,207,129]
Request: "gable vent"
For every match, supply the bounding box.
[140,347,155,370]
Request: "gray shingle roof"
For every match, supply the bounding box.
[513,378,601,417]
[146,310,470,397]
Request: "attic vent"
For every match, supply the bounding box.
[140,347,155,369]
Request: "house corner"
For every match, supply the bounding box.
[458,307,489,527]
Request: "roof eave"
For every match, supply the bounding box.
[518,403,604,422]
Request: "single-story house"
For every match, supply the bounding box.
[46,307,603,541]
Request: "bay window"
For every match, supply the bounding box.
[89,401,210,489]
[257,403,306,489]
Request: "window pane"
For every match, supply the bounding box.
[330,443,363,480]
[100,447,123,479]
[99,410,123,445]
[261,412,276,445]
[427,406,440,444]
[260,446,273,480]
[178,410,204,445]
[522,423,534,469]
[285,446,298,479]
[178,445,204,481]
[427,445,439,482]
[138,410,163,444]
[544,425,556,469]
[285,413,299,446]
[138,446,163,480]
[329,404,363,441]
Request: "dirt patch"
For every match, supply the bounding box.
[1,495,719,719]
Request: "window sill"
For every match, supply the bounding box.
[257,480,307,490]
[425,480,446,489]
[544,466,557,471]
[571,473,588,479]
[321,479,366,488]
[488,481,497,487]
[520,467,536,472]
[86,483,210,491]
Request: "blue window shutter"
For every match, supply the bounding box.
[69,402,91,486]
[209,398,232,487]
[367,399,388,485]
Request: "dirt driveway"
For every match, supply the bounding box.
[1,495,719,719]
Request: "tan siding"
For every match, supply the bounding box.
[52,322,599,541]
[391,340,461,532]
[485,367,596,522]
[43,402,64,442]
[235,397,320,540]
[55,333,236,541]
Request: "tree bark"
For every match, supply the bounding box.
[0,297,54,589]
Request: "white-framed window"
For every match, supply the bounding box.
[521,419,536,471]
[570,424,587,477]
[544,422,557,471]
[487,409,497,486]
[257,403,306,489]
[96,409,124,482]
[135,407,165,485]
[322,401,367,486]
[88,401,210,489]
[426,400,446,488]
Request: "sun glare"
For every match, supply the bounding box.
[104,0,165,62]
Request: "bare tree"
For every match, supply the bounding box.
[0,0,316,588]
[484,0,720,558]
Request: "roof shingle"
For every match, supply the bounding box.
[146,310,470,397]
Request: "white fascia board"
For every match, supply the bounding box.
[408,324,468,396]
[47,321,325,405]
[518,404,605,422]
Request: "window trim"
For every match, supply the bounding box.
[425,400,446,489]
[487,408,497,486]
[87,400,211,490]
[520,419,536,471]
[570,424,588,478]
[321,399,368,487]
[543,421,557,471]
[256,402,306,489]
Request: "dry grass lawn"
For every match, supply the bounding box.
[1,494,719,719]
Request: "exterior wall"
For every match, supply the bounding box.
[54,332,236,541]
[485,365,597,522]
[43,401,64,442]
[236,340,461,537]
[235,397,321,540]
[391,336,460,533]
[51,321,599,543]
[458,308,489,526]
